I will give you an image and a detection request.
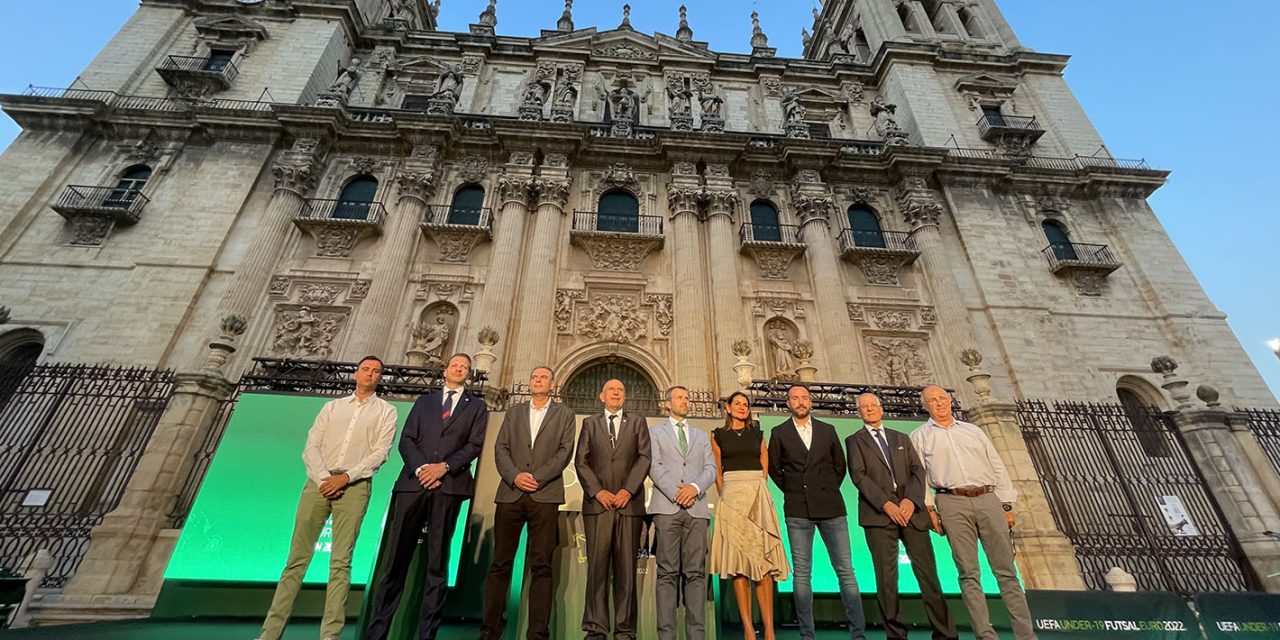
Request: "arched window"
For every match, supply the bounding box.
[334,175,378,220]
[105,165,151,209]
[958,7,984,38]
[1042,220,1078,261]
[847,204,886,248]
[749,200,782,242]
[561,357,660,416]
[0,328,44,413]
[898,3,919,33]
[597,189,639,233]
[1118,386,1170,457]
[448,184,485,226]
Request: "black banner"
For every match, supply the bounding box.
[1198,593,1280,638]
[1026,590,1198,639]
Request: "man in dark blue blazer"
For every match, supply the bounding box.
[363,353,490,640]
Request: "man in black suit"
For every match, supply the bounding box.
[768,384,866,640]
[847,393,956,640]
[574,378,652,640]
[480,366,577,640]
[364,353,490,640]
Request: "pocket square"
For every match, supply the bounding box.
[896,446,904,450]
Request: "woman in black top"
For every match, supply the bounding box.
[709,391,790,640]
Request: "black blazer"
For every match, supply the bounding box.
[846,427,930,530]
[768,417,848,520]
[492,401,577,504]
[392,387,490,496]
[574,410,651,516]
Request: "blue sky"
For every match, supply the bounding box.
[1,1,1276,402]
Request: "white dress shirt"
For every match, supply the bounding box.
[864,424,897,491]
[441,384,464,416]
[794,417,813,450]
[301,393,398,486]
[909,417,1016,507]
[529,398,550,444]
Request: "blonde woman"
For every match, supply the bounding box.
[709,391,790,640]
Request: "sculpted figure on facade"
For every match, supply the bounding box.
[666,76,693,118]
[327,58,362,98]
[432,63,464,105]
[412,315,451,362]
[609,79,640,122]
[272,306,346,359]
[765,318,799,378]
[870,95,911,145]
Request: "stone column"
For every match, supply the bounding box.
[508,175,571,377]
[792,174,859,381]
[1154,358,1280,592]
[219,138,324,321]
[465,170,535,385]
[901,177,972,390]
[348,156,437,359]
[705,188,746,392]
[667,185,712,390]
[62,318,245,607]
[959,349,1087,590]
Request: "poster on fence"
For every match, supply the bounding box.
[1157,495,1199,537]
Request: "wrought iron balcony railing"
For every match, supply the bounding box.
[571,211,664,236]
[947,148,1152,171]
[422,205,493,231]
[739,223,803,246]
[1042,242,1121,274]
[156,55,239,90]
[838,229,918,256]
[976,112,1045,147]
[51,185,149,224]
[297,198,388,226]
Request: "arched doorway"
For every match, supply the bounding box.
[0,328,45,413]
[561,356,661,416]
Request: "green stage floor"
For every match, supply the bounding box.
[3,620,1022,639]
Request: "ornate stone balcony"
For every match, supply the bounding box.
[839,229,920,286]
[51,184,149,245]
[419,205,493,263]
[739,223,805,280]
[569,211,663,271]
[976,112,1044,152]
[293,198,386,258]
[155,55,239,97]
[1043,242,1122,296]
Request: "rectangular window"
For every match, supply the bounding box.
[402,94,432,111]
[204,49,235,72]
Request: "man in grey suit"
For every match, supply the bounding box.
[575,378,652,640]
[480,366,577,640]
[847,393,955,640]
[648,385,717,640]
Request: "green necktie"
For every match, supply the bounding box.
[677,421,689,456]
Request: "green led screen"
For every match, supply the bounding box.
[164,393,468,587]
[757,415,1004,595]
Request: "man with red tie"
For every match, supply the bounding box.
[363,353,490,640]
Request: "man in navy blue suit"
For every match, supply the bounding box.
[364,353,490,640]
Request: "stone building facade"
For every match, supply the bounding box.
[0,0,1274,407]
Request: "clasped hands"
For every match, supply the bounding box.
[881,499,917,527]
[416,462,448,490]
[593,488,635,510]
[319,472,350,499]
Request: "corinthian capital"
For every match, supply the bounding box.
[705,189,741,219]
[497,175,535,207]
[666,186,703,214]
[396,171,437,204]
[897,177,944,228]
[793,194,833,225]
[272,161,316,196]
[533,177,573,210]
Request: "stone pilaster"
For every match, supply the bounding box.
[62,322,243,609]
[218,138,324,322]
[508,174,571,377]
[348,157,437,359]
[960,350,1086,590]
[467,170,535,385]
[792,172,859,381]
[901,176,971,390]
[705,188,745,392]
[667,184,712,390]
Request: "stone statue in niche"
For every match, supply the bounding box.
[782,90,806,124]
[554,82,578,108]
[764,317,800,379]
[699,88,723,118]
[432,63,464,104]
[666,76,692,117]
[609,79,640,122]
[407,302,457,366]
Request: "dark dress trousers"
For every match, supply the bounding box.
[364,388,489,640]
[481,401,577,640]
[767,417,848,520]
[847,428,956,640]
[574,410,652,640]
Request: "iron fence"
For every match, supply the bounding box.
[1239,407,1280,477]
[837,229,917,254]
[745,379,950,419]
[1042,242,1121,272]
[422,204,493,230]
[503,384,721,418]
[0,363,174,587]
[1016,400,1250,594]
[571,211,664,236]
[239,357,487,398]
[166,391,238,529]
[740,223,802,245]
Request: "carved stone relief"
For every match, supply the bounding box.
[578,294,648,343]
[427,227,487,263]
[571,235,662,271]
[645,294,673,337]
[298,283,344,305]
[868,309,914,331]
[851,254,913,286]
[555,288,585,333]
[66,216,113,246]
[271,306,348,359]
[744,245,804,280]
[407,302,457,366]
[457,155,489,183]
[1070,270,1106,296]
[752,297,805,319]
[847,303,865,323]
[865,337,932,387]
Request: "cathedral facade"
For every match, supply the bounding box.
[0,0,1273,409]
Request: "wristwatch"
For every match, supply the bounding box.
[442,461,451,472]
[1001,502,1013,512]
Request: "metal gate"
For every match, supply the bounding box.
[1015,400,1250,593]
[1239,407,1280,477]
[0,363,174,587]
[560,357,661,415]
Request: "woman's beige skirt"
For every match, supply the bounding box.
[710,470,790,582]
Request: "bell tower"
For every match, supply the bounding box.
[804,0,1022,62]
